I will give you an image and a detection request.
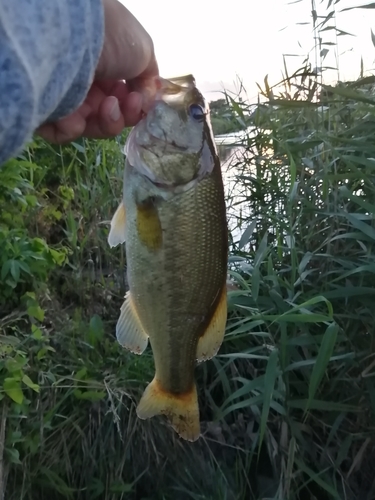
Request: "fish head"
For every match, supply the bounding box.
[125,75,216,188]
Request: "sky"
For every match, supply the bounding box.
[121,0,375,102]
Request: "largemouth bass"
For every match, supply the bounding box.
[108,75,228,442]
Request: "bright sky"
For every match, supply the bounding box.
[121,0,375,102]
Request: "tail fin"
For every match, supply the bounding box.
[136,378,200,442]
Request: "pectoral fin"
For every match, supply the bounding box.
[196,285,227,363]
[136,199,162,251]
[137,378,200,442]
[116,292,149,354]
[108,202,126,248]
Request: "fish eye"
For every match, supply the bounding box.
[188,104,205,122]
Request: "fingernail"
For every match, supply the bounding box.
[109,98,121,122]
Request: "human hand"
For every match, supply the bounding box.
[37,0,158,144]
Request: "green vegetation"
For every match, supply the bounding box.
[1,2,375,499]
[209,98,244,136]
[222,70,375,499]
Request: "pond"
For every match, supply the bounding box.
[215,128,256,243]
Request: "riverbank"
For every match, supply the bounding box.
[1,74,375,499]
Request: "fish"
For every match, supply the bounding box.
[108,75,228,442]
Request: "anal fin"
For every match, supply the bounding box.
[116,291,148,354]
[108,201,126,248]
[196,285,227,363]
[137,377,200,442]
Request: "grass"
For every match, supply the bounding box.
[217,69,375,499]
[1,1,375,498]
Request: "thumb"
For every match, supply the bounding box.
[96,0,158,81]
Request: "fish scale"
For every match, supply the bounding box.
[125,162,226,395]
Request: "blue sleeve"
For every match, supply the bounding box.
[0,0,104,165]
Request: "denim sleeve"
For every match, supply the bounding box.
[0,0,104,165]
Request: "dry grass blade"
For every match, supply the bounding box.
[346,437,372,480]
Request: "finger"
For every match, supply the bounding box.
[84,81,133,118]
[120,91,143,126]
[95,80,131,113]
[82,84,108,115]
[37,88,122,142]
[82,96,125,139]
[139,53,159,80]
[36,112,86,144]
[87,85,143,127]
[95,79,128,97]
[83,92,143,138]
[36,82,144,143]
